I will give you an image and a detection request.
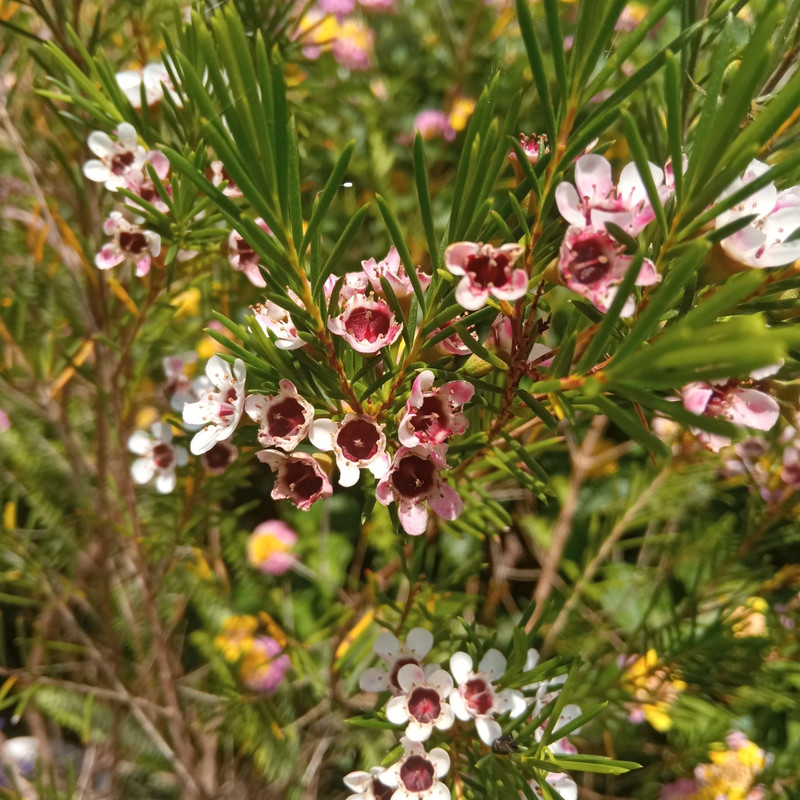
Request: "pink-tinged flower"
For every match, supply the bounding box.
[239,636,291,693]
[127,421,188,495]
[323,271,371,302]
[163,352,198,412]
[715,159,800,268]
[252,298,305,351]
[448,649,527,745]
[445,241,527,310]
[327,294,403,354]
[182,356,246,455]
[376,447,462,536]
[359,627,434,693]
[228,219,271,288]
[413,110,456,142]
[681,381,780,453]
[82,122,146,190]
[309,413,390,487]
[0,410,9,432]
[385,664,455,742]
[319,0,355,14]
[115,62,182,109]
[256,450,333,510]
[382,737,450,800]
[247,520,297,575]
[200,440,238,474]
[398,370,474,455]
[782,446,800,488]
[488,314,513,358]
[245,380,314,451]
[95,212,161,277]
[529,774,578,800]
[558,226,659,315]
[331,19,373,70]
[126,150,171,213]
[509,133,549,165]
[207,160,243,198]
[344,767,394,800]
[362,246,431,299]
[358,0,394,9]
[432,312,480,356]
[555,153,670,235]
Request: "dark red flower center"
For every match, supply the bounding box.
[392,455,435,500]
[464,678,493,715]
[407,687,441,724]
[570,238,611,285]
[234,237,258,265]
[203,442,233,470]
[410,396,449,443]
[466,251,511,289]
[337,419,380,462]
[344,305,391,343]
[399,755,434,793]
[110,150,136,175]
[371,776,394,800]
[389,657,419,690]
[152,443,174,469]
[119,230,149,255]
[267,397,307,439]
[284,458,323,500]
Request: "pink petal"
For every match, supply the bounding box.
[727,389,780,432]
[555,182,586,227]
[574,154,614,200]
[444,242,479,276]
[455,276,489,311]
[428,483,462,521]
[399,501,429,535]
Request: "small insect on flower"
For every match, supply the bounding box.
[491,733,520,755]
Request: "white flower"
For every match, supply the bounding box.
[385,664,455,742]
[116,62,182,109]
[252,298,305,350]
[82,122,146,191]
[382,737,450,800]
[182,356,246,455]
[245,380,314,451]
[127,422,188,494]
[528,774,578,800]
[715,159,800,268]
[163,352,198,412]
[344,767,394,800]
[449,649,527,745]
[95,211,161,277]
[359,628,434,694]
[309,413,390,487]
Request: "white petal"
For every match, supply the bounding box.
[337,459,361,487]
[127,430,152,455]
[449,689,470,721]
[343,770,371,792]
[131,458,155,485]
[155,470,176,494]
[478,648,506,681]
[405,628,433,658]
[190,425,223,456]
[150,421,173,442]
[385,696,410,725]
[174,447,189,467]
[82,160,110,183]
[404,720,431,742]
[557,703,582,732]
[525,648,540,671]
[427,668,453,695]
[359,667,390,692]
[554,183,587,227]
[475,716,501,745]
[87,131,114,158]
[449,651,473,685]
[506,689,528,718]
[428,747,450,778]
[429,783,451,800]
[373,632,401,661]
[397,663,425,691]
[367,451,391,479]
[435,704,455,730]
[574,154,613,200]
[309,418,337,451]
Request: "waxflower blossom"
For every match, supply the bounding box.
[681,381,780,453]
[247,520,298,576]
[96,212,161,277]
[200,440,238,474]
[529,774,578,800]
[182,356,246,455]
[449,649,527,745]
[376,447,463,536]
[82,122,145,190]
[362,247,431,299]
[239,636,291,693]
[509,133,549,165]
[208,160,242,198]
[163,352,197,411]
[309,413,391,487]
[344,767,394,800]
[715,159,800,268]
[398,371,474,457]
[385,663,455,742]
[115,62,181,109]
[324,271,371,303]
[228,219,271,288]
[620,650,686,732]
[256,450,333,510]
[445,241,527,310]
[245,380,314,451]
[556,153,669,236]
[413,110,456,142]
[432,312,480,356]
[126,150,171,213]
[328,294,403,354]
[381,737,450,800]
[127,421,188,494]
[359,628,434,693]
[253,298,306,351]
[558,226,659,314]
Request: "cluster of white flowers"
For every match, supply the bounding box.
[346,629,580,800]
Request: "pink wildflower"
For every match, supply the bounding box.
[361,246,431,299]
[256,450,334,510]
[126,150,171,213]
[240,636,291,693]
[445,241,527,310]
[327,293,403,354]
[252,297,306,351]
[208,160,243,198]
[413,110,456,142]
[509,133,549,165]
[309,413,391,487]
[247,520,298,576]
[228,219,271,288]
[95,211,161,277]
[376,447,462,536]
[245,380,314,451]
